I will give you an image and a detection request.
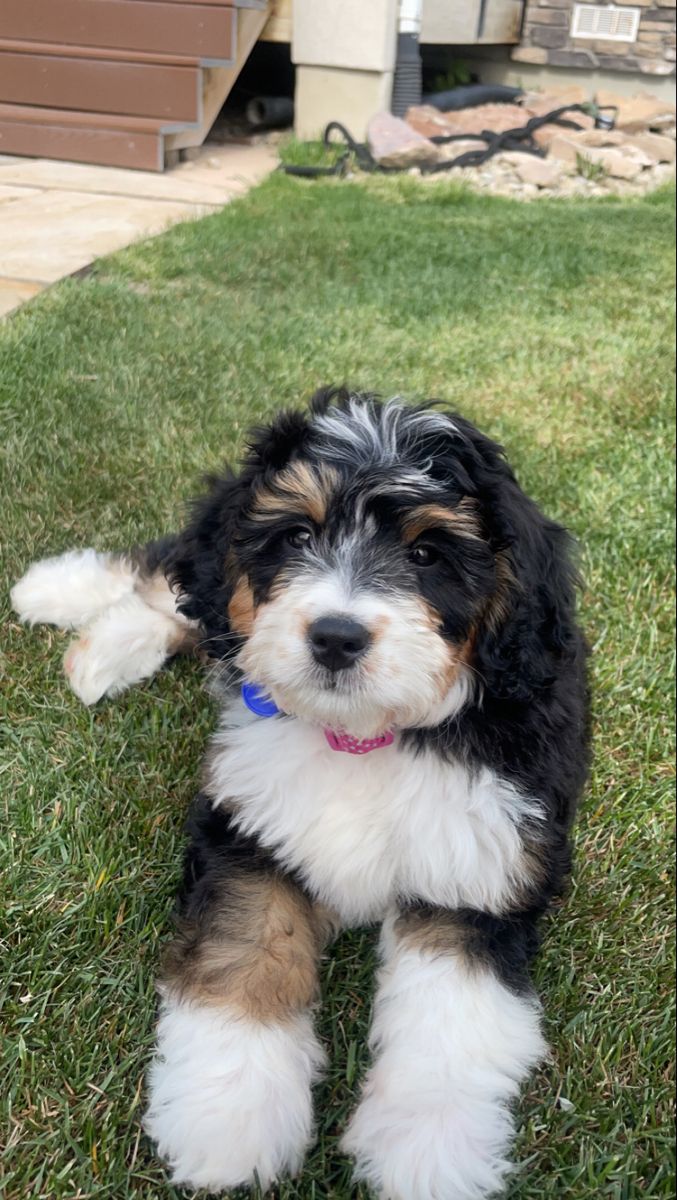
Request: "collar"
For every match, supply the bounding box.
[241,681,394,755]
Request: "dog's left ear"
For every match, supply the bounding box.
[168,409,312,653]
[443,416,583,703]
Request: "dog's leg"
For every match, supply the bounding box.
[145,798,335,1194]
[11,539,197,704]
[343,906,546,1200]
[62,591,195,706]
[11,548,138,629]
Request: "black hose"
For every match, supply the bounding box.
[279,105,604,179]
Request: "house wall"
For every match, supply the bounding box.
[421,0,524,43]
[513,1,676,79]
[457,43,675,101]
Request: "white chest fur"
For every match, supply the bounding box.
[207,707,542,925]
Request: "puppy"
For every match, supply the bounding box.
[12,389,589,1199]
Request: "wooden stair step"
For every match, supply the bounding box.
[1,0,236,61]
[0,50,201,121]
[0,0,272,171]
[155,0,266,6]
[0,102,167,133]
[0,111,163,170]
[0,38,210,67]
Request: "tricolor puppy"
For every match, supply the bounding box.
[11,390,589,1199]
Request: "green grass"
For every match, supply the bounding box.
[1,175,675,1200]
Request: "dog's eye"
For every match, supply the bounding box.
[286,528,313,550]
[410,544,438,567]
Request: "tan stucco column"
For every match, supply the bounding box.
[293,0,398,139]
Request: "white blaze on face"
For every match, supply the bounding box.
[237,571,472,737]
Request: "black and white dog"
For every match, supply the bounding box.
[12,390,589,1199]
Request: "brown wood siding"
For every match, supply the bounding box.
[1,0,235,60]
[155,0,266,6]
[0,118,162,169]
[0,52,201,120]
[0,101,166,133]
[0,38,203,66]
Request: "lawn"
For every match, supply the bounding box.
[1,175,675,1200]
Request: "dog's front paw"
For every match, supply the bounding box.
[342,1089,514,1200]
[62,596,178,704]
[145,999,325,1193]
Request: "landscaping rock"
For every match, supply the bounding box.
[404,110,490,164]
[555,175,598,198]
[405,105,459,139]
[420,103,528,137]
[400,86,676,201]
[571,129,625,147]
[619,143,657,167]
[549,133,644,177]
[522,87,589,117]
[569,128,654,167]
[651,161,677,184]
[367,112,439,169]
[548,134,596,165]
[624,131,676,162]
[494,150,541,166]
[441,138,488,160]
[598,149,646,178]
[514,157,564,188]
[532,111,595,149]
[596,89,677,131]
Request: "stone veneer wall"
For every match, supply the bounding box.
[513,0,676,79]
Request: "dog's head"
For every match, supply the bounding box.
[172,389,578,736]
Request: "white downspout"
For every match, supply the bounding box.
[398,0,423,35]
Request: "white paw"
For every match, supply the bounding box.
[342,941,546,1200]
[343,1090,514,1200]
[11,549,135,629]
[63,594,177,704]
[145,999,326,1193]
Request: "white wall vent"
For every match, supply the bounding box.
[570,4,641,42]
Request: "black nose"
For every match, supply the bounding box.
[308,616,371,672]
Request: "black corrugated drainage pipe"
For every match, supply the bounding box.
[423,84,525,112]
[391,0,422,118]
[246,96,294,129]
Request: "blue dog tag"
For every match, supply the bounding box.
[241,681,280,717]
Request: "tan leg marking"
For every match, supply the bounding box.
[164,874,338,1022]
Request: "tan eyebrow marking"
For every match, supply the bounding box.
[402,499,484,543]
[251,462,339,526]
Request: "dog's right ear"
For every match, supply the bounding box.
[168,408,313,654]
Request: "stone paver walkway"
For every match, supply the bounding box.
[0,142,278,318]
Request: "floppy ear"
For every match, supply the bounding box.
[443,416,583,703]
[167,409,312,656]
[168,470,249,655]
